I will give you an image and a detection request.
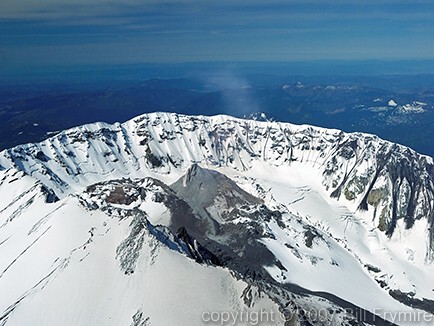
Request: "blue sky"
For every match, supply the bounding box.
[1,0,434,69]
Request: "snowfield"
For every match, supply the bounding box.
[0,112,433,325]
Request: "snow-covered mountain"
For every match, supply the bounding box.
[1,112,433,325]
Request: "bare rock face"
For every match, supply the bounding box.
[171,163,263,223]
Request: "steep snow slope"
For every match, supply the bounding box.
[0,174,281,326]
[170,164,434,325]
[0,112,433,325]
[225,162,434,320]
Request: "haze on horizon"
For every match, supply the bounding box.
[1,0,434,76]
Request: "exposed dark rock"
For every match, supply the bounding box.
[364,264,381,273]
[389,290,434,315]
[303,225,323,248]
[145,147,163,168]
[171,163,263,223]
[106,186,136,205]
[40,185,59,203]
[176,227,221,265]
[35,151,50,162]
[130,309,150,326]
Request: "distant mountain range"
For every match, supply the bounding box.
[1,77,433,157]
